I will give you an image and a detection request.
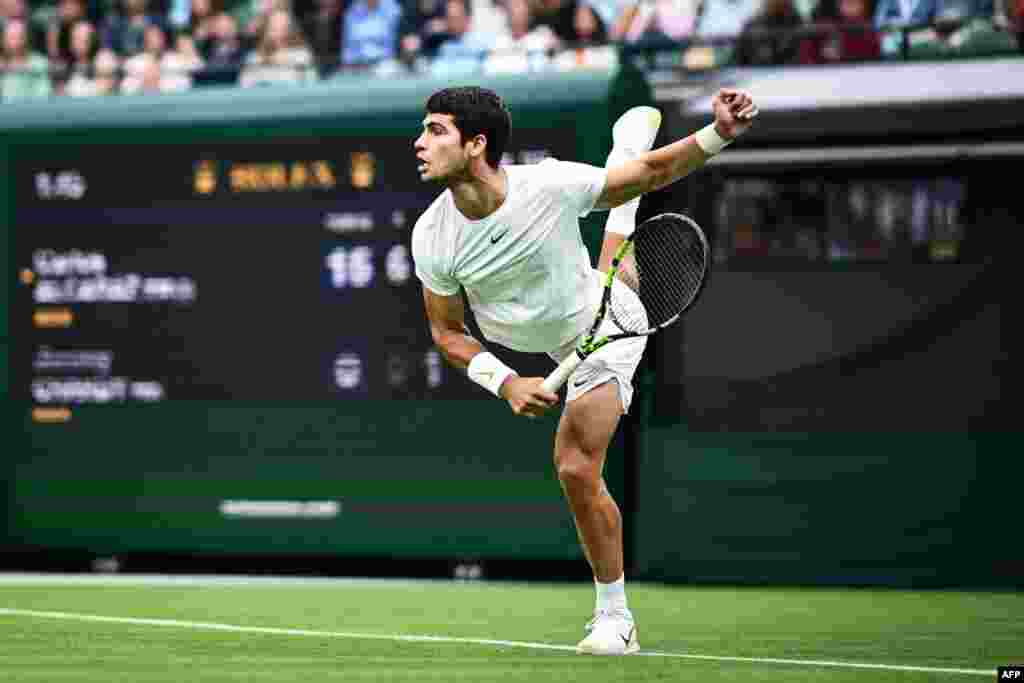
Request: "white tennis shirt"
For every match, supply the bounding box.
[412,158,608,353]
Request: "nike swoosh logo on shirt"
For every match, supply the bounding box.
[490,229,509,244]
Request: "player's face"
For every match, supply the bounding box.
[414,114,470,183]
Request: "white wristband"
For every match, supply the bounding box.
[467,352,516,398]
[694,123,732,156]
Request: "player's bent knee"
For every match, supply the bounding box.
[555,456,601,496]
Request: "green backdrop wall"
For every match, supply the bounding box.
[2,69,652,561]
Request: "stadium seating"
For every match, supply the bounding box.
[0,0,1019,101]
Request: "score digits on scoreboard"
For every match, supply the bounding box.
[17,139,566,410]
[34,170,87,200]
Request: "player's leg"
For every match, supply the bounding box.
[552,324,644,655]
[554,379,625,585]
[552,105,659,655]
[597,106,662,273]
[554,377,639,655]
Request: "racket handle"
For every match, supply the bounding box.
[541,353,583,393]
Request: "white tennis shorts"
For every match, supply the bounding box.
[547,277,647,413]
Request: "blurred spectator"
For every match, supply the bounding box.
[54,17,98,92]
[584,0,632,38]
[483,0,557,73]
[553,2,618,67]
[990,0,1006,23]
[1,17,52,99]
[800,0,881,62]
[735,0,805,64]
[195,11,246,82]
[532,0,581,44]
[194,3,236,55]
[429,0,489,75]
[602,0,639,41]
[102,0,167,56]
[174,30,205,77]
[136,47,164,90]
[168,0,193,30]
[299,0,343,75]
[791,0,818,17]
[1013,0,1024,36]
[240,8,317,84]
[126,24,188,90]
[696,0,763,38]
[471,0,511,36]
[176,32,205,71]
[399,0,448,60]
[873,0,992,30]
[4,0,47,58]
[240,0,292,48]
[873,0,939,29]
[46,0,87,65]
[624,0,699,42]
[573,1,608,41]
[0,0,29,28]
[875,0,996,53]
[372,30,429,72]
[122,22,199,91]
[190,0,227,46]
[69,17,98,62]
[914,0,1001,52]
[341,0,400,66]
[426,0,505,39]
[65,44,120,94]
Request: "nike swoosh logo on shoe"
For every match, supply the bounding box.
[620,626,634,646]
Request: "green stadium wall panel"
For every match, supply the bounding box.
[2,68,654,562]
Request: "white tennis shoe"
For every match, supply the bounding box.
[611,106,662,157]
[576,609,640,655]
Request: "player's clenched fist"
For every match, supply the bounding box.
[711,88,758,141]
[499,376,559,418]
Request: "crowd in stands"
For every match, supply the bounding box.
[0,0,1019,100]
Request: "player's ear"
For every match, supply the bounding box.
[467,134,487,159]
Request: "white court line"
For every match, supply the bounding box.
[0,607,995,677]
[0,572,445,588]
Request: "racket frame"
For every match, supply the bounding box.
[540,213,709,393]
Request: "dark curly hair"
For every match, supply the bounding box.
[425,86,511,169]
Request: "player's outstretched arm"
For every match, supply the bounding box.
[422,286,481,373]
[594,88,758,211]
[422,287,557,416]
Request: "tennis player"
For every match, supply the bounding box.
[412,86,757,655]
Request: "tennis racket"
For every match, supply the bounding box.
[541,212,710,393]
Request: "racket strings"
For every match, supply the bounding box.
[610,215,707,333]
[608,266,648,333]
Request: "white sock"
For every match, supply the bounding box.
[595,574,628,614]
